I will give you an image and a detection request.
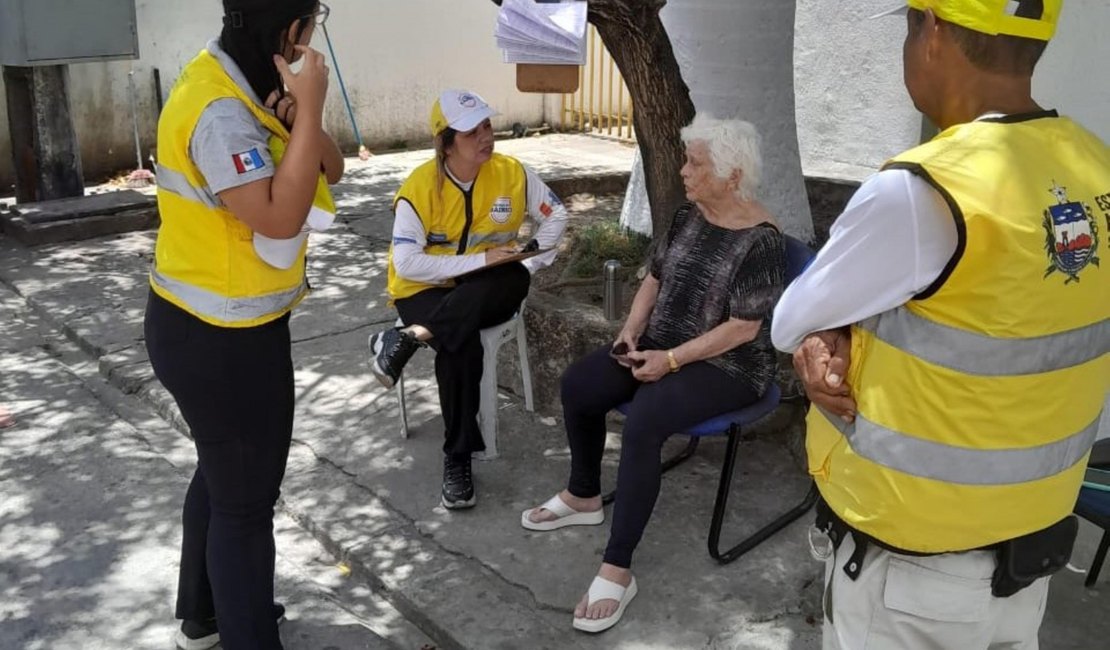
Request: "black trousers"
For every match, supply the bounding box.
[145,290,293,650]
[560,346,761,569]
[394,263,530,458]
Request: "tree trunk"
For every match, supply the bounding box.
[589,2,694,236]
[491,0,695,238]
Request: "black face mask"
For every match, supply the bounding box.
[218,0,318,103]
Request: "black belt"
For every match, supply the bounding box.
[815,498,1077,597]
[814,498,995,581]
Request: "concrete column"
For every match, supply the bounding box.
[3,64,84,203]
[620,0,815,241]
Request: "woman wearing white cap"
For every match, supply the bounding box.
[368,89,568,510]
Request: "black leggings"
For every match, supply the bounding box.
[394,262,530,458]
[145,290,293,650]
[561,346,761,569]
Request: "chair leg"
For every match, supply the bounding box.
[475,339,500,460]
[1086,531,1109,588]
[663,436,699,472]
[516,316,534,412]
[603,436,699,506]
[708,425,820,564]
[396,371,409,439]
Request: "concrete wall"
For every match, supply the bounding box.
[795,0,1110,181]
[0,0,544,191]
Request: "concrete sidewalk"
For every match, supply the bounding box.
[1,135,1107,649]
[0,284,434,650]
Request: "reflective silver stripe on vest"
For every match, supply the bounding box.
[820,407,1100,486]
[156,164,220,209]
[467,230,517,251]
[151,268,304,322]
[860,308,1110,376]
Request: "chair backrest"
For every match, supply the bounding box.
[783,235,816,285]
[1091,438,1110,467]
[1084,438,1110,492]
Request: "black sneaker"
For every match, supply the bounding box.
[368,327,422,388]
[442,455,476,509]
[174,602,286,650]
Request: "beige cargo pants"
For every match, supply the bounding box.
[821,533,1050,650]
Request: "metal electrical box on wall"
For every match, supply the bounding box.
[0,0,139,66]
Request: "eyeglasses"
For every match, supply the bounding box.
[308,2,330,26]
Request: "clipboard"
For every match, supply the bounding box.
[456,248,553,278]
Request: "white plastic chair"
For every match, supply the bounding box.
[395,304,534,460]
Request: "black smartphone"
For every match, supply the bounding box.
[610,341,632,368]
[611,342,645,369]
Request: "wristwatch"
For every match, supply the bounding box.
[667,349,680,373]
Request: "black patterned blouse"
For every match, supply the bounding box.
[643,202,786,396]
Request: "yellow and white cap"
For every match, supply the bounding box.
[429,89,498,136]
[875,0,1061,41]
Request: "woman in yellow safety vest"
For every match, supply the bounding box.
[369,89,568,510]
[143,2,343,648]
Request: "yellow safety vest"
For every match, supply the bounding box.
[387,154,526,301]
[151,48,336,328]
[807,112,1110,553]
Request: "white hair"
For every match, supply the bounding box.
[680,114,763,202]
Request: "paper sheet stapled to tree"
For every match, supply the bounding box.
[496,0,587,65]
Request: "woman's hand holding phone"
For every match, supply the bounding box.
[610,330,640,368]
[274,46,329,122]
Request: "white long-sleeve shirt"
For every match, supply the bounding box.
[391,164,568,282]
[771,168,959,352]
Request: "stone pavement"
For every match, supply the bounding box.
[1,134,1107,649]
[0,284,434,650]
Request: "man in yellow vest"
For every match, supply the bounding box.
[773,1,1109,647]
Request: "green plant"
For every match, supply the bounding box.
[565,220,651,278]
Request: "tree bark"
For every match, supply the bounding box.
[491,0,695,237]
[591,3,694,236]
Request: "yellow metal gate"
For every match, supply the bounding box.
[560,25,635,142]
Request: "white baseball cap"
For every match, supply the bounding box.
[429,89,498,136]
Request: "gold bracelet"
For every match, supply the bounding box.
[667,349,680,373]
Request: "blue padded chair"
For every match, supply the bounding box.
[603,235,819,564]
[1075,439,1110,587]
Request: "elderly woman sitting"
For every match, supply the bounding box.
[521,115,786,633]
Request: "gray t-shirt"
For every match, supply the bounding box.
[188,39,276,196]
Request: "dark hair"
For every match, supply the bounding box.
[434,128,458,192]
[220,0,319,102]
[908,8,1048,76]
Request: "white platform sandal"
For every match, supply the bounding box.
[572,575,637,633]
[520,494,604,531]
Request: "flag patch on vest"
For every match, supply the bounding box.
[490,197,513,224]
[540,189,563,217]
[1043,182,1100,284]
[233,149,266,174]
